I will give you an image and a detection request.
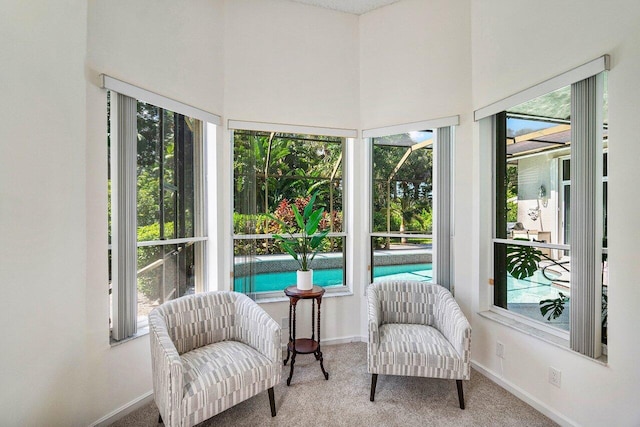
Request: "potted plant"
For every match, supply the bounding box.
[270,192,329,290]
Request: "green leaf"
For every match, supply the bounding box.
[306,208,323,235]
[539,292,569,320]
[506,241,542,279]
[303,192,318,219]
[292,205,305,231]
[309,230,329,249]
[283,246,299,260]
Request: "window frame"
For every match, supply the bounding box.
[363,117,459,291]
[478,60,609,358]
[228,120,357,301]
[104,75,220,342]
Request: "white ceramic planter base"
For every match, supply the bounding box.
[296,270,313,290]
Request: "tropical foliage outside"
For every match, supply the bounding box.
[372,133,434,249]
[233,130,344,259]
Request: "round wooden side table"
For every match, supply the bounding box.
[283,285,329,386]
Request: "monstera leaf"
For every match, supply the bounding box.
[539,292,569,320]
[506,240,542,279]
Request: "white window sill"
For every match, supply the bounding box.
[478,309,607,365]
[110,317,150,346]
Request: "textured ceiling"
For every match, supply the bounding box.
[288,0,402,15]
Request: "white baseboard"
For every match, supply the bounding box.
[471,360,577,427]
[323,335,366,345]
[89,390,154,427]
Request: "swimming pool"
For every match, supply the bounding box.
[234,263,433,293]
[507,270,566,303]
[234,262,564,304]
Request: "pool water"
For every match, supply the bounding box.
[234,262,564,305]
[373,263,433,282]
[234,263,433,293]
[507,270,566,303]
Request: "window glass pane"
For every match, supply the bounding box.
[372,132,433,234]
[562,158,570,181]
[495,86,572,329]
[136,103,198,241]
[371,237,432,283]
[233,130,345,293]
[137,242,200,321]
[233,237,345,293]
[495,242,571,330]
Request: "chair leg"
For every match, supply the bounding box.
[370,374,378,402]
[268,387,277,417]
[456,380,465,409]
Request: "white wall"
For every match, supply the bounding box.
[224,0,359,128]
[471,1,640,425]
[0,1,89,425]
[87,0,225,116]
[359,0,471,130]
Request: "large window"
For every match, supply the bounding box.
[232,129,346,297]
[108,91,207,341]
[491,69,608,358]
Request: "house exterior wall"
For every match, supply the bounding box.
[517,153,559,245]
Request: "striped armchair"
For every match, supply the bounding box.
[367,281,471,409]
[149,291,282,427]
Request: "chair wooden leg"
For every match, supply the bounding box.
[456,380,465,409]
[268,387,277,417]
[370,374,378,402]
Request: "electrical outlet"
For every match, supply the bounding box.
[549,367,561,388]
[281,317,289,329]
[496,341,505,359]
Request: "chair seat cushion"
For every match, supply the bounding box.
[373,323,464,379]
[180,340,278,424]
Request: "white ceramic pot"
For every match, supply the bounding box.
[296,269,313,291]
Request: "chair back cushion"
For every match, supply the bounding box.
[372,281,445,326]
[154,292,238,355]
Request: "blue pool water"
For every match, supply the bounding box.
[506,270,565,303]
[234,263,433,293]
[234,263,564,304]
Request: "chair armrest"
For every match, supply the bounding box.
[234,294,282,365]
[433,292,472,376]
[367,284,382,369]
[149,310,184,427]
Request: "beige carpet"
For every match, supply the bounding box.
[113,342,557,427]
